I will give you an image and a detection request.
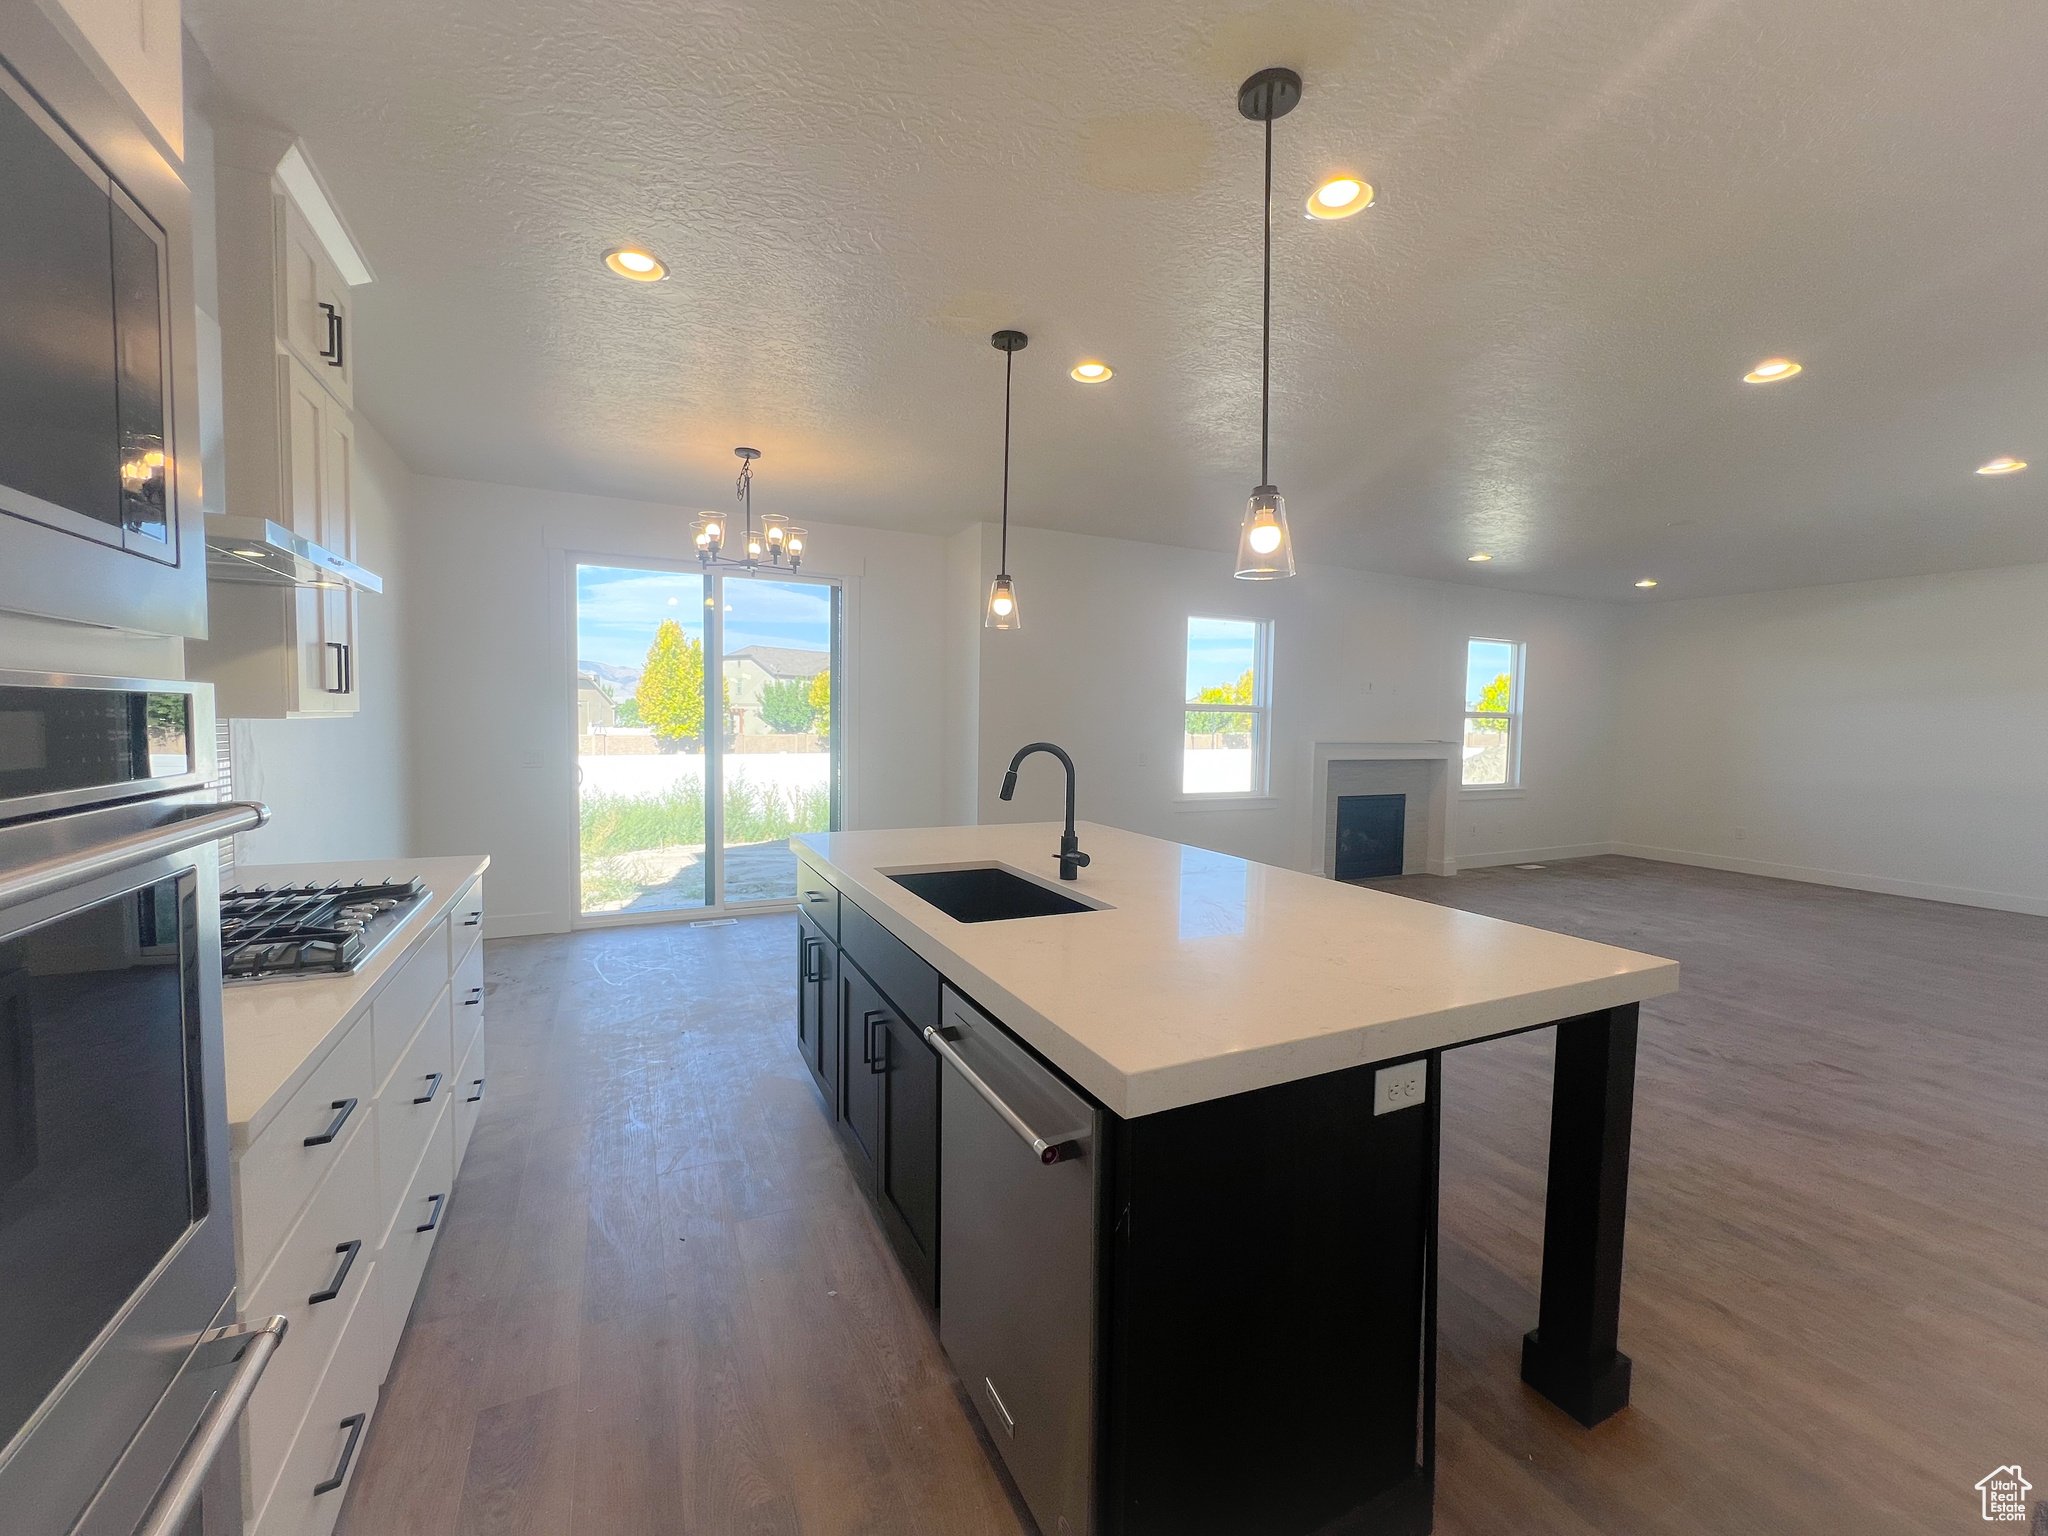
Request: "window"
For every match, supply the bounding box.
[1183,616,1272,796]
[1462,637,1523,788]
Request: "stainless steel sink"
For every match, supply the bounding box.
[887,865,1105,923]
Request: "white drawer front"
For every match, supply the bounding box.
[452,937,484,1068]
[237,1013,372,1285]
[450,875,484,970]
[453,1026,486,1172]
[375,983,452,1231]
[371,919,450,1094]
[369,1094,455,1378]
[241,1106,377,1518]
[250,1265,384,1536]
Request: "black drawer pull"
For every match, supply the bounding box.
[867,1012,890,1074]
[308,1239,362,1305]
[313,1413,366,1495]
[802,936,822,982]
[413,1071,443,1105]
[304,1097,357,1147]
[463,911,482,927]
[417,1192,446,1233]
[806,889,830,903]
[466,1076,485,1103]
[463,987,482,1005]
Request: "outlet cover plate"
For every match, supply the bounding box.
[1373,1059,1428,1115]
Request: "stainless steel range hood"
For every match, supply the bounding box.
[203,517,383,594]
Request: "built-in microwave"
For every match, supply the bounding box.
[0,12,207,638]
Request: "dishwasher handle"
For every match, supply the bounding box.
[924,1025,1082,1165]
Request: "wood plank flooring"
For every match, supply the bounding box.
[335,857,2046,1535]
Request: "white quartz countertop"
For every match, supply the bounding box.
[221,855,488,1146]
[795,824,1677,1118]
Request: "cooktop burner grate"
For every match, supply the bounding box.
[221,877,427,981]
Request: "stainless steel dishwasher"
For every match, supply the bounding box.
[930,985,1102,1536]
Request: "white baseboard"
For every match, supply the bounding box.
[1453,841,1618,872]
[483,910,566,939]
[1607,843,2048,919]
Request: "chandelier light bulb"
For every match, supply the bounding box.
[1235,486,1295,579]
[985,573,1022,630]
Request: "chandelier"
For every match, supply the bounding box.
[693,447,805,571]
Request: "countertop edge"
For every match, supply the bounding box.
[795,838,1677,1119]
[225,854,490,1148]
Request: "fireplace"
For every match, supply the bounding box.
[1334,794,1405,881]
[1308,742,1461,879]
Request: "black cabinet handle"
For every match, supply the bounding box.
[802,937,823,983]
[859,1009,883,1067]
[318,302,344,369]
[414,1071,443,1105]
[463,911,482,927]
[466,1077,485,1103]
[865,1011,890,1075]
[416,1192,446,1233]
[805,889,830,904]
[343,642,353,695]
[325,641,347,694]
[312,1413,366,1495]
[308,1239,362,1305]
[463,986,483,1005]
[304,1097,357,1147]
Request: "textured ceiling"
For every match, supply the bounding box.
[186,0,2047,600]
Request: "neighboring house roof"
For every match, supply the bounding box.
[725,645,828,679]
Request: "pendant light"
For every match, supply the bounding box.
[986,329,1027,628]
[1234,67,1301,580]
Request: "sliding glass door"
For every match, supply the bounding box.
[575,562,839,919]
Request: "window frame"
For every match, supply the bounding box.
[1179,615,1275,802]
[1461,636,1524,792]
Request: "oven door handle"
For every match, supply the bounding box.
[131,1316,289,1536]
[0,801,270,911]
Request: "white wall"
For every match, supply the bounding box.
[1612,563,2048,916]
[968,524,1624,874]
[230,418,414,865]
[403,476,951,936]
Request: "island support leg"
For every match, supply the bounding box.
[1520,1002,1638,1427]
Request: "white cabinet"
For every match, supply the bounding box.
[190,129,367,720]
[193,354,359,718]
[230,878,486,1536]
[278,196,353,408]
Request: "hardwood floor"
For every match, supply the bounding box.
[335,858,2046,1535]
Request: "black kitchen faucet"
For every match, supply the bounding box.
[1000,742,1091,881]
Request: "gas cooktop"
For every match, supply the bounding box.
[220,877,428,983]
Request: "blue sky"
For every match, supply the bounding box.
[1466,639,1516,711]
[1186,616,1257,700]
[576,565,831,673]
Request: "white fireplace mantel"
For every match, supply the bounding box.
[1304,741,1462,879]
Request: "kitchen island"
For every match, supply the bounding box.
[793,823,1677,1536]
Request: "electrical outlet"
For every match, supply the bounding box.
[1373,1060,1428,1116]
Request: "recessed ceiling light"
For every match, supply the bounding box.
[1976,455,2027,475]
[604,247,666,281]
[1467,552,1492,562]
[1071,362,1112,383]
[1634,578,1658,588]
[1306,176,1373,219]
[1743,357,1801,383]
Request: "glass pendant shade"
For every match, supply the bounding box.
[985,573,1022,630]
[692,512,724,555]
[1234,486,1294,579]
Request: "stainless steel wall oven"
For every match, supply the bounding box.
[0,674,277,1536]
